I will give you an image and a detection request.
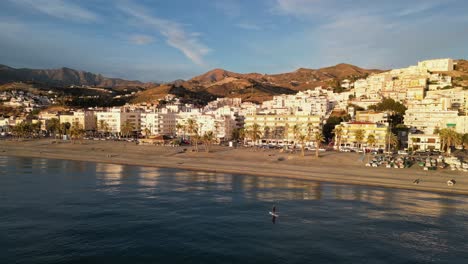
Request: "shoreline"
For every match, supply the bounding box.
[2,139,468,195]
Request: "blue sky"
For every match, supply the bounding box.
[1,0,467,82]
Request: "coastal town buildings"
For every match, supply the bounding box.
[96,107,141,135]
[404,98,459,134]
[355,111,389,124]
[59,110,97,131]
[417,58,454,72]
[407,133,441,151]
[261,89,331,116]
[335,121,388,149]
[244,114,322,146]
[140,109,177,137]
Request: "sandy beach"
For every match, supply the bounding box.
[1,139,467,195]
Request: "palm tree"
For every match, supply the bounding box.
[98,120,109,138]
[462,133,468,150]
[296,134,308,157]
[238,128,246,145]
[203,131,215,153]
[144,127,151,139]
[440,128,461,154]
[176,123,184,139]
[60,122,71,140]
[187,119,200,152]
[367,134,376,150]
[246,123,262,147]
[120,121,134,138]
[333,125,344,151]
[354,129,365,149]
[31,121,42,138]
[292,124,309,156]
[386,132,398,151]
[313,131,325,158]
[46,118,60,140]
[70,121,85,144]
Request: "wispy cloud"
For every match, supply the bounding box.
[213,0,242,18]
[236,22,262,30]
[10,0,98,22]
[118,3,210,67]
[273,0,324,16]
[129,34,155,45]
[396,1,440,16]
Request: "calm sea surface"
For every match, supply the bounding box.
[1,156,468,264]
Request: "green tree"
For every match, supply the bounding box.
[46,118,60,139]
[367,134,376,149]
[354,129,365,149]
[176,123,185,139]
[187,119,200,152]
[245,123,262,147]
[70,121,85,144]
[203,131,215,153]
[144,127,151,139]
[120,121,134,138]
[98,120,110,137]
[439,128,461,154]
[60,122,71,139]
[386,132,398,151]
[31,121,42,138]
[323,116,345,143]
[333,125,344,151]
[462,133,468,150]
[292,124,309,156]
[313,131,325,158]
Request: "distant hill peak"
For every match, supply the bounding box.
[0,64,152,88]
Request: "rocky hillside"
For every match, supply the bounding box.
[133,63,382,104]
[451,60,468,88]
[0,64,153,89]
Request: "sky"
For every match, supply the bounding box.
[1,0,468,82]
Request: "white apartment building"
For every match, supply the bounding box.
[417,58,454,72]
[408,133,441,151]
[96,107,141,134]
[428,74,452,90]
[352,59,454,103]
[355,111,389,124]
[426,88,468,113]
[141,110,177,137]
[175,113,236,141]
[261,89,331,117]
[404,98,459,134]
[244,114,322,145]
[197,114,236,140]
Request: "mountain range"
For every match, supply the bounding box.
[133,63,383,103]
[0,64,152,89]
[0,63,384,104]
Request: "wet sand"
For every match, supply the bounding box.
[1,139,467,195]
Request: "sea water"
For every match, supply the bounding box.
[1,156,468,263]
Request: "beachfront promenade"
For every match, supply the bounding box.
[1,139,467,195]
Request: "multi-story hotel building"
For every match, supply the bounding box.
[59,110,96,131]
[244,114,322,145]
[96,107,141,134]
[335,121,388,149]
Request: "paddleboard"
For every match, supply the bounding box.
[269,212,279,217]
